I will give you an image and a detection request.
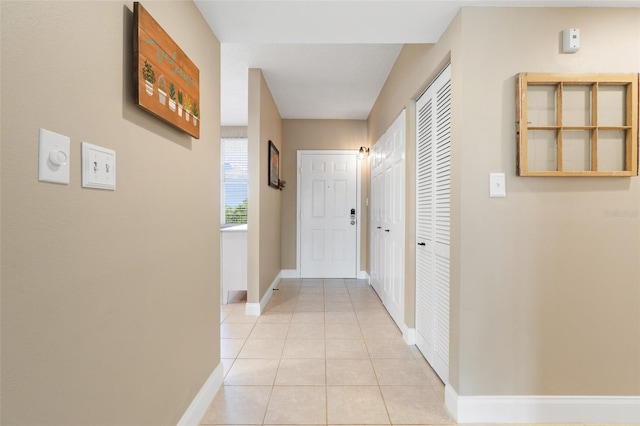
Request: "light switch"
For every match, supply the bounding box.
[489,172,506,198]
[39,128,70,185]
[82,142,116,190]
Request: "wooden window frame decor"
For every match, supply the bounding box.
[133,2,200,139]
[268,140,280,189]
[516,73,638,176]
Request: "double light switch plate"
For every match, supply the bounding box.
[82,142,116,190]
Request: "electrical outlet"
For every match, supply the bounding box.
[82,142,116,190]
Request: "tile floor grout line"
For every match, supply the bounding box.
[261,279,287,426]
[212,278,454,426]
[364,296,395,426]
[323,284,329,426]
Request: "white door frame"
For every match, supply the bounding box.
[296,150,362,279]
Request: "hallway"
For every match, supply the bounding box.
[203,278,453,425]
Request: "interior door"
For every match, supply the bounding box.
[300,153,358,278]
[415,64,451,384]
[369,111,405,330]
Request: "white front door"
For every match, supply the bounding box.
[299,152,358,278]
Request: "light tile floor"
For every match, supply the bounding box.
[202,278,452,425]
[203,279,601,426]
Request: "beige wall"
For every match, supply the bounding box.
[1,2,221,425]
[248,69,282,303]
[368,7,640,397]
[281,120,369,272]
[456,7,639,396]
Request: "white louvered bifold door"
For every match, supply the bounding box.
[415,64,451,384]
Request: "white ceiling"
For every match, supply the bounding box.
[220,43,403,124]
[195,0,640,126]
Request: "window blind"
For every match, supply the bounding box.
[221,138,248,224]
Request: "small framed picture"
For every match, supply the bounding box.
[268,140,279,189]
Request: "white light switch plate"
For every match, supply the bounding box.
[39,128,70,184]
[82,142,116,190]
[489,172,506,198]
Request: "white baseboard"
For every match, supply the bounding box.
[402,327,416,345]
[244,271,282,316]
[446,385,640,423]
[357,270,370,281]
[261,271,281,312]
[245,303,261,316]
[177,362,224,426]
[445,384,458,419]
[281,269,298,278]
[284,271,367,280]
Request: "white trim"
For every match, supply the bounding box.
[296,152,301,275]
[261,272,281,312]
[402,327,416,345]
[244,271,282,316]
[357,270,370,281]
[296,150,361,279]
[355,154,362,281]
[176,363,224,426]
[445,384,458,419]
[219,139,226,225]
[245,303,261,316]
[281,269,298,279]
[446,386,640,424]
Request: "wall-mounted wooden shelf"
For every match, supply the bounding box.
[516,73,638,177]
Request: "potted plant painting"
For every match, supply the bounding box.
[184,96,192,122]
[192,101,199,126]
[168,83,176,112]
[157,75,167,105]
[177,90,183,117]
[142,60,155,96]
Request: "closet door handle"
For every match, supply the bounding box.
[376,226,382,229]
[417,242,426,246]
[384,229,390,232]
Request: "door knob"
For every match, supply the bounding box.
[417,242,426,246]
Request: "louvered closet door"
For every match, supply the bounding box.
[415,64,451,384]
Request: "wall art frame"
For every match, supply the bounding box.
[133,2,200,139]
[268,140,280,189]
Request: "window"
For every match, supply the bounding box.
[516,73,638,176]
[221,138,248,224]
